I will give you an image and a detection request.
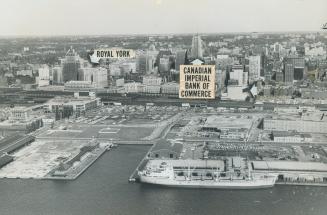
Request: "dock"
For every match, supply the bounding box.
[128,143,156,182]
[276,181,327,187]
[43,146,112,180]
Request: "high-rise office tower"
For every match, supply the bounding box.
[61,47,80,82]
[159,57,170,72]
[81,67,108,88]
[292,57,305,81]
[242,71,248,86]
[249,55,261,83]
[146,56,156,74]
[284,57,305,82]
[284,63,294,83]
[156,50,172,73]
[52,66,63,84]
[137,54,147,74]
[216,55,233,71]
[190,35,204,59]
[175,50,186,71]
[275,70,284,82]
[273,42,283,53]
[137,53,156,75]
[216,69,226,96]
[230,64,244,86]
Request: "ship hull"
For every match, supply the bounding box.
[139,176,276,189]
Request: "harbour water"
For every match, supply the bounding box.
[0,145,327,215]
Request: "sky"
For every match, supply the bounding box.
[0,0,326,36]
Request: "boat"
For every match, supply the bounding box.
[138,158,277,189]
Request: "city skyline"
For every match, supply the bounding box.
[1,1,327,214]
[0,0,326,36]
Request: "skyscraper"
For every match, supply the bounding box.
[137,54,147,74]
[137,54,155,75]
[249,56,261,83]
[216,55,233,71]
[159,57,170,72]
[284,57,305,83]
[146,55,156,74]
[216,69,226,96]
[52,66,63,84]
[61,47,80,82]
[175,50,186,71]
[275,70,284,82]
[292,57,305,81]
[38,64,50,87]
[190,35,204,59]
[230,64,244,86]
[284,63,293,83]
[81,67,108,88]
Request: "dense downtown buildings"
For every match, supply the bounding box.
[0,32,326,104]
[0,0,327,212]
[0,32,327,190]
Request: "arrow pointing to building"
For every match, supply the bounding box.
[88,49,100,64]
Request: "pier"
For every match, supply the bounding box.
[43,145,113,180]
[128,142,156,182]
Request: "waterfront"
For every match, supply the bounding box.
[0,145,326,215]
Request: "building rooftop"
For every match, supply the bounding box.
[10,106,32,112]
[252,161,327,172]
[151,140,183,155]
[269,109,327,122]
[272,131,312,138]
[203,115,252,129]
[46,96,99,105]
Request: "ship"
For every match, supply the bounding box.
[138,158,277,189]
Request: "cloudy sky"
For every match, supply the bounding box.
[0,0,326,36]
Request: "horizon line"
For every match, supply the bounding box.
[0,30,325,38]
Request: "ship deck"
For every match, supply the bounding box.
[146,159,225,169]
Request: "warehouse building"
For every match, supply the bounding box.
[252,161,327,184]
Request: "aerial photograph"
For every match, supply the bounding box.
[0,0,327,214]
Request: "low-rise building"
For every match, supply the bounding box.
[142,76,162,86]
[148,140,183,159]
[64,81,93,91]
[224,86,248,101]
[161,82,179,95]
[271,131,311,143]
[252,161,327,184]
[0,106,44,135]
[124,82,143,93]
[44,95,100,113]
[264,119,327,133]
[115,78,124,87]
[142,85,161,94]
[9,107,32,122]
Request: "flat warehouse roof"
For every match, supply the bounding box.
[252,161,327,172]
